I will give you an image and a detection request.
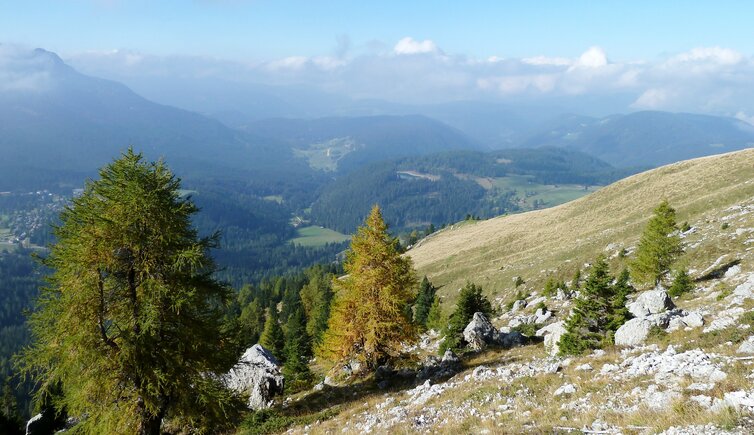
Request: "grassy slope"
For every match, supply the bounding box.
[408,149,754,305]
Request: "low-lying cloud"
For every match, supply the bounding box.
[54,38,754,121]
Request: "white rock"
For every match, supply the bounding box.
[575,363,593,372]
[600,364,620,375]
[536,321,566,356]
[737,336,754,354]
[554,383,577,396]
[615,318,653,346]
[723,390,754,412]
[224,344,284,410]
[463,312,497,351]
[704,307,745,332]
[628,287,675,318]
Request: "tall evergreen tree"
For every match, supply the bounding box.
[300,266,333,344]
[559,257,625,356]
[319,205,417,370]
[259,308,286,362]
[413,276,437,328]
[608,269,634,332]
[440,283,493,353]
[425,296,444,332]
[631,200,683,286]
[20,150,242,434]
[283,308,313,390]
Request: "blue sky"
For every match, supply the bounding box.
[1,1,752,61]
[3,1,754,120]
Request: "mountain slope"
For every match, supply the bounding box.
[0,48,304,189]
[242,115,482,172]
[522,111,754,167]
[408,148,754,300]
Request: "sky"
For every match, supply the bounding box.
[3,1,754,120]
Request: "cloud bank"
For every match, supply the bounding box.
[54,38,754,120]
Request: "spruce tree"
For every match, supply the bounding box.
[21,150,242,434]
[668,269,693,298]
[440,283,493,353]
[283,308,313,390]
[559,257,617,356]
[259,308,286,362]
[300,266,333,344]
[631,200,683,286]
[413,276,437,328]
[608,269,634,333]
[425,296,443,331]
[319,205,417,370]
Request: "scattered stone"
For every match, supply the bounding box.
[534,308,552,324]
[600,364,620,375]
[621,346,727,383]
[554,384,576,396]
[704,307,745,332]
[575,363,593,371]
[224,344,284,410]
[723,390,754,412]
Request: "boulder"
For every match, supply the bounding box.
[536,321,566,356]
[628,287,675,318]
[511,299,526,313]
[534,308,553,324]
[225,344,284,410]
[615,318,653,346]
[554,383,576,396]
[737,336,754,354]
[463,312,497,351]
[441,350,461,368]
[417,351,460,380]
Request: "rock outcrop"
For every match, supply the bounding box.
[463,312,528,351]
[536,321,567,356]
[627,287,675,318]
[615,288,704,346]
[225,344,284,410]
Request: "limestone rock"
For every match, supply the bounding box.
[737,336,754,354]
[615,318,653,346]
[536,321,566,356]
[554,383,576,396]
[499,331,528,349]
[463,312,497,351]
[628,287,675,318]
[225,344,284,410]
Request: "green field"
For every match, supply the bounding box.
[290,226,351,247]
[490,174,599,209]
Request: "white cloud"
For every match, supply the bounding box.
[574,46,608,68]
[393,37,440,55]
[64,41,754,117]
[669,46,742,65]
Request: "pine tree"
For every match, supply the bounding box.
[300,266,333,344]
[425,296,444,331]
[608,269,634,333]
[319,205,417,370]
[283,308,313,390]
[259,308,286,362]
[236,298,266,349]
[668,269,693,298]
[20,150,242,434]
[631,200,683,286]
[571,269,581,291]
[413,276,437,328]
[559,257,619,356]
[440,283,493,353]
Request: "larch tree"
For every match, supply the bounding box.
[631,200,683,286]
[319,205,417,371]
[21,150,242,435]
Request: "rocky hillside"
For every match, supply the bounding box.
[263,149,754,434]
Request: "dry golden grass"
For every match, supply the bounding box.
[408,149,754,304]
